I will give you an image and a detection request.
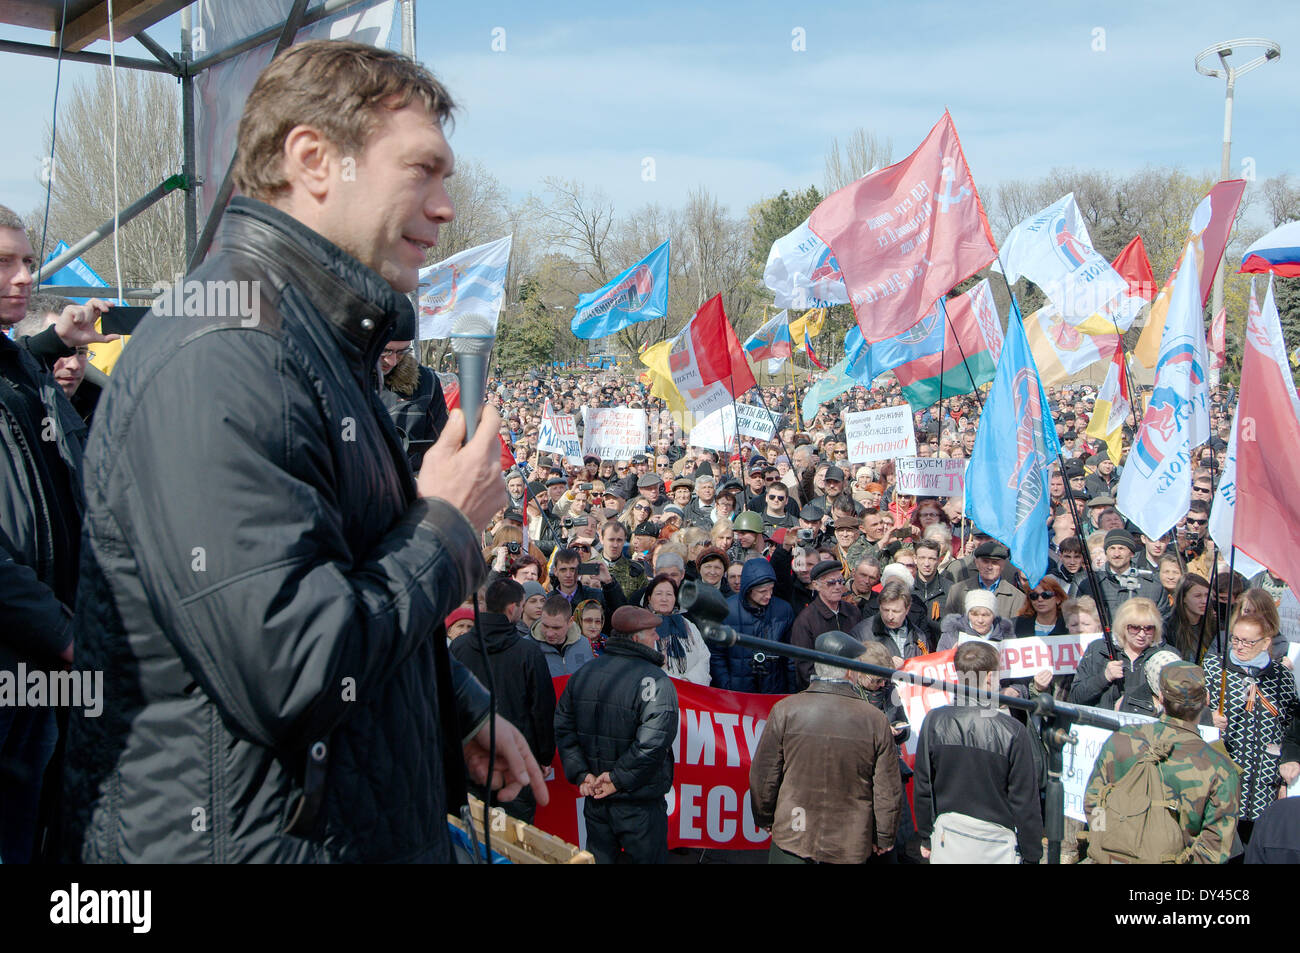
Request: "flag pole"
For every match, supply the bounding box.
[939,294,987,415]
[994,258,1117,657]
[935,297,947,442]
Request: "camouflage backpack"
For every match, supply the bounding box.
[1089,739,1190,864]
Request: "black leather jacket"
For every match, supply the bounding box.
[64,197,491,862]
[554,637,678,800]
[913,703,1044,862]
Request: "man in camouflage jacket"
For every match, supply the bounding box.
[1085,662,1240,864]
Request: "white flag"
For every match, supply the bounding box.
[416,235,512,339]
[1116,242,1210,539]
[763,218,850,310]
[992,194,1129,326]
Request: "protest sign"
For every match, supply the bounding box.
[534,677,781,850]
[845,406,916,464]
[537,399,582,464]
[581,407,646,461]
[688,402,775,451]
[896,649,958,762]
[895,456,966,497]
[956,632,1103,679]
[1060,705,1219,822]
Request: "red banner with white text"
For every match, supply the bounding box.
[533,676,782,850]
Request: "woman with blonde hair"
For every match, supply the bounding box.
[1069,597,1165,715]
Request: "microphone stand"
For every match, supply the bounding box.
[681,581,1124,865]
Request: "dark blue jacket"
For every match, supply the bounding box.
[710,559,794,693]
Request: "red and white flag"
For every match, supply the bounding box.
[668,295,756,417]
[808,111,997,345]
[1208,306,1226,387]
[1232,277,1300,591]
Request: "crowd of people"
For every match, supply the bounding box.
[2,38,1298,867]
[441,363,1300,863]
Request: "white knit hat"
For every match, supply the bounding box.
[881,563,915,589]
[964,589,997,615]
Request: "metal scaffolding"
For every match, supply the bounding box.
[2,0,385,299]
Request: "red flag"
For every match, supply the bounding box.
[1111,235,1157,303]
[809,111,997,345]
[668,294,756,415]
[441,372,516,470]
[1235,281,1300,591]
[804,329,826,370]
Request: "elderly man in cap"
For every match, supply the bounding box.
[944,540,1027,620]
[1086,661,1240,864]
[554,604,679,864]
[790,560,862,690]
[669,476,695,512]
[1080,528,1169,623]
[832,515,872,570]
[741,459,770,512]
[750,630,901,864]
[635,471,666,509]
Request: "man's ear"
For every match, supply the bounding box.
[281,124,336,201]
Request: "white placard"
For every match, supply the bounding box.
[537,401,583,465]
[581,407,646,461]
[844,406,916,464]
[894,457,967,497]
[956,632,1104,679]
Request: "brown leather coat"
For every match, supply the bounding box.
[749,679,902,863]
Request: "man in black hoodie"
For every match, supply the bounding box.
[450,579,555,822]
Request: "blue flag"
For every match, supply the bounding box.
[571,241,670,339]
[40,241,108,303]
[964,309,1061,585]
[842,298,947,386]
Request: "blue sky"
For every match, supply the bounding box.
[3,0,1297,228]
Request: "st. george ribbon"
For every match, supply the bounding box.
[449,313,496,441]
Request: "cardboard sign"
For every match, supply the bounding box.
[845,406,916,464]
[581,407,646,461]
[894,456,966,497]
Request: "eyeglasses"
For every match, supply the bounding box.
[1230,635,1268,648]
[820,578,845,588]
[381,345,413,359]
[1125,623,1157,636]
[71,346,91,357]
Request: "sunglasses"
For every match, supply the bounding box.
[1185,518,1207,526]
[1031,591,1056,601]
[1125,624,1157,636]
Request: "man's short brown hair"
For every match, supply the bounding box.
[233,40,456,202]
[953,641,999,676]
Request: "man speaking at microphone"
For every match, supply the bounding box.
[63,40,547,863]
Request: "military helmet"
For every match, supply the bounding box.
[732,511,765,534]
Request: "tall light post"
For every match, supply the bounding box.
[1194,38,1281,319]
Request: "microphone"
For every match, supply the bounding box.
[449,314,496,442]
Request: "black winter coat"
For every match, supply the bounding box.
[451,612,556,767]
[63,197,491,863]
[380,357,448,475]
[554,637,679,800]
[0,328,86,671]
[1068,638,1163,716]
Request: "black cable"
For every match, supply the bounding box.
[470,588,496,863]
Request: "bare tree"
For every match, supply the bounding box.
[432,158,510,260]
[823,129,892,194]
[34,69,184,286]
[537,177,617,287]
[1260,173,1300,228]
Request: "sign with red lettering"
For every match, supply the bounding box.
[533,677,782,850]
[956,632,1102,679]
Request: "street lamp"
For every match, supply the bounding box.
[1194,37,1281,318]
